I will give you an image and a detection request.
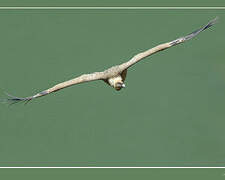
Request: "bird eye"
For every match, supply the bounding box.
[116,83,122,88]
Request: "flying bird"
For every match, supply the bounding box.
[4,18,217,104]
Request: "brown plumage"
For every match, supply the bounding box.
[4,17,217,104]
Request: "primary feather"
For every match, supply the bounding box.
[4,17,218,104]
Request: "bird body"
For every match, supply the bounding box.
[4,18,217,104]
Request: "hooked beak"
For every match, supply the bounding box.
[122,84,126,88]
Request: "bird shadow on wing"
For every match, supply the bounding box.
[0,92,32,106]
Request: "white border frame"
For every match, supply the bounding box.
[0,7,224,9]
[0,6,224,168]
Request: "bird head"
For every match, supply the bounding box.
[107,75,126,91]
[115,82,126,91]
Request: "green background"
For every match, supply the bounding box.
[0,0,224,7]
[1,169,225,180]
[0,10,224,166]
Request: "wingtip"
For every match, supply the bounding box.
[169,17,218,46]
[204,17,219,30]
[183,17,218,41]
[211,16,219,24]
[3,92,33,105]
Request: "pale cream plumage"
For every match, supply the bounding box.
[5,18,217,104]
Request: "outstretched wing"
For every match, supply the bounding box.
[119,17,218,70]
[5,71,104,104]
